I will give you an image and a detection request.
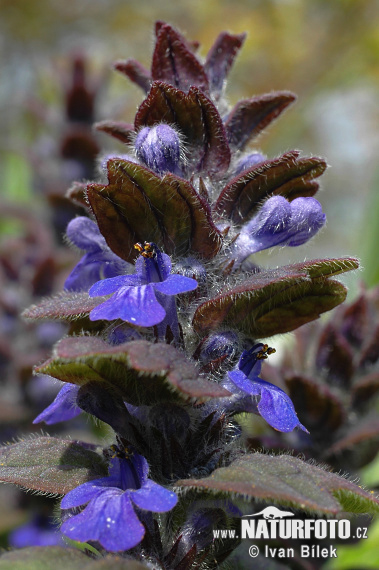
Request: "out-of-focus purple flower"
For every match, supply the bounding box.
[135,124,183,176]
[107,323,142,346]
[227,344,308,433]
[64,217,132,292]
[9,515,65,548]
[234,152,266,175]
[61,451,178,552]
[36,322,67,348]
[89,243,197,339]
[232,196,326,266]
[33,383,81,425]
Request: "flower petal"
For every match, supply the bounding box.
[66,217,106,252]
[153,274,198,295]
[61,490,145,551]
[61,480,111,509]
[228,370,261,395]
[131,479,178,512]
[258,386,308,433]
[33,384,81,425]
[89,274,142,297]
[90,284,166,326]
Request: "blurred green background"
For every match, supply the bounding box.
[1,0,379,565]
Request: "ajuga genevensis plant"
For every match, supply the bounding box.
[1,22,379,570]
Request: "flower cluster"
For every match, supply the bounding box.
[13,21,369,568]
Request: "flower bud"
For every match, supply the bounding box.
[174,257,207,287]
[197,331,240,369]
[232,195,326,265]
[135,124,182,175]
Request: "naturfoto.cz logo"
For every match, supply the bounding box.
[212,506,368,560]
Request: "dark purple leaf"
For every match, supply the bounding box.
[66,181,90,209]
[358,323,379,370]
[35,337,231,405]
[135,82,230,177]
[352,372,379,407]
[114,59,151,93]
[65,56,95,124]
[0,437,107,495]
[86,159,222,262]
[94,120,135,145]
[315,324,355,385]
[285,374,346,432]
[154,20,199,52]
[176,453,379,515]
[214,151,327,224]
[152,23,209,93]
[339,293,370,347]
[204,31,246,96]
[225,91,297,151]
[324,414,379,468]
[193,258,359,337]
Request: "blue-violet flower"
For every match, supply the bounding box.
[60,452,178,552]
[9,516,64,548]
[89,243,197,337]
[232,195,326,266]
[33,383,81,425]
[227,344,308,433]
[64,217,132,292]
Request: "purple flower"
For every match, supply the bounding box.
[64,217,132,292]
[89,243,197,339]
[135,124,183,176]
[232,196,326,266]
[227,344,308,433]
[33,383,81,425]
[60,452,178,552]
[9,516,64,548]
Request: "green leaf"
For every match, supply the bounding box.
[193,258,358,338]
[35,337,230,405]
[0,437,107,495]
[176,453,379,516]
[134,81,231,177]
[214,151,327,225]
[0,547,88,570]
[326,518,379,570]
[0,548,149,570]
[87,159,222,262]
